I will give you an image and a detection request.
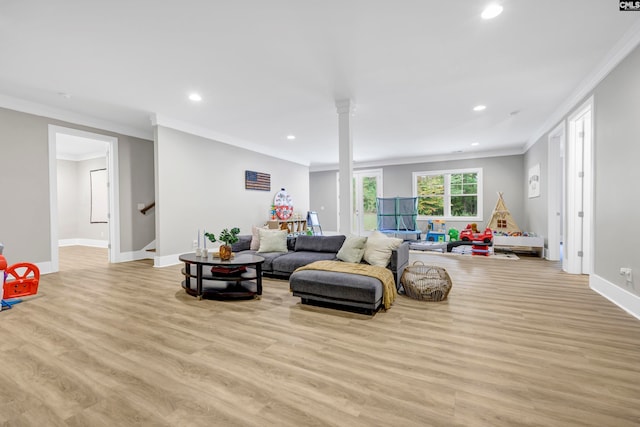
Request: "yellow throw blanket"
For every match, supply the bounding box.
[294,260,397,309]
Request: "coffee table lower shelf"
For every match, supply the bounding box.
[181,279,258,300]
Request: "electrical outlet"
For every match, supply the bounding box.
[137,203,145,210]
[192,240,198,248]
[620,267,633,282]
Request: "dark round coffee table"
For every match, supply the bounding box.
[179,253,265,300]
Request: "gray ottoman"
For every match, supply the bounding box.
[289,269,383,314]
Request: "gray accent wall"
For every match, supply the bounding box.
[154,126,309,260]
[310,155,525,235]
[0,107,155,264]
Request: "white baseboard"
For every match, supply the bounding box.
[59,238,109,248]
[590,274,640,320]
[154,253,181,268]
[113,250,154,263]
[35,261,54,275]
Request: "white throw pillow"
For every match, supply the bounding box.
[363,231,402,266]
[250,225,268,251]
[336,235,368,263]
[257,229,288,253]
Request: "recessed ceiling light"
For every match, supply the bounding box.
[188,93,202,102]
[58,92,72,99]
[471,142,480,146]
[481,3,503,19]
[473,105,487,111]
[286,135,296,140]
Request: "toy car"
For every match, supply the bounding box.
[460,225,493,243]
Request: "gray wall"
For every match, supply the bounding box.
[592,44,639,293]
[524,44,640,295]
[309,170,339,232]
[523,138,548,239]
[57,159,78,239]
[119,135,156,251]
[310,154,525,234]
[154,126,309,260]
[0,107,155,263]
[57,158,109,241]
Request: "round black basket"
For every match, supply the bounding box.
[400,262,452,301]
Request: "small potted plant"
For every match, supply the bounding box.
[205,227,240,261]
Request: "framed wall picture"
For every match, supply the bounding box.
[528,163,541,198]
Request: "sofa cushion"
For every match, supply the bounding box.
[364,231,403,267]
[257,251,287,272]
[287,236,297,251]
[272,251,337,274]
[289,270,382,305]
[336,235,367,263]
[257,229,288,253]
[294,235,346,253]
[232,235,252,252]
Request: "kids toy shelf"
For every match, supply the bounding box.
[493,235,544,258]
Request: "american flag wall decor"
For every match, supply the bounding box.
[245,170,271,191]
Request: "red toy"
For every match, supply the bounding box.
[460,223,493,243]
[1,253,40,302]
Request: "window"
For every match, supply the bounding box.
[413,168,482,221]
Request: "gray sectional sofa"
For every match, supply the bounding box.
[231,234,409,314]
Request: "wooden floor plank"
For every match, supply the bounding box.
[1,246,639,426]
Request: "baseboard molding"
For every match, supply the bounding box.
[35,261,54,275]
[590,274,640,320]
[113,250,154,263]
[154,253,181,268]
[59,238,109,248]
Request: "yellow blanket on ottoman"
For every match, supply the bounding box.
[294,260,397,309]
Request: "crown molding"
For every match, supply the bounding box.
[525,18,640,151]
[0,94,152,140]
[309,146,525,172]
[56,152,106,162]
[151,113,311,167]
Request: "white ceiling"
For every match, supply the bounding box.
[56,134,107,161]
[1,1,639,168]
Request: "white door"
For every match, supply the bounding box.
[565,99,593,274]
[547,123,565,261]
[352,169,382,236]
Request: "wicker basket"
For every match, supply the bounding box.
[400,262,452,301]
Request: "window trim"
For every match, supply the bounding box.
[412,168,483,221]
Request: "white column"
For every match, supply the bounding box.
[336,99,354,235]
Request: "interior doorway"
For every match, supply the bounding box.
[565,97,593,275]
[547,122,565,261]
[352,169,382,236]
[48,125,119,272]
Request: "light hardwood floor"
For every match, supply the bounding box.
[1,246,639,426]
